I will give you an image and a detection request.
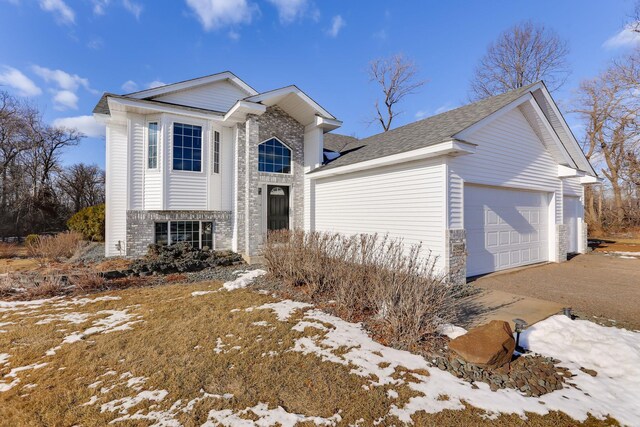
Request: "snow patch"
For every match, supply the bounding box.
[0,362,48,392]
[101,389,168,414]
[436,323,467,339]
[203,402,342,426]
[191,290,214,296]
[222,269,266,291]
[247,300,312,321]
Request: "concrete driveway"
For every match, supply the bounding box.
[472,253,640,331]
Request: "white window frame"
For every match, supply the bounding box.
[257,136,293,175]
[171,121,205,174]
[146,121,159,170]
[154,220,215,249]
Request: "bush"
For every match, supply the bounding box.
[25,275,66,299]
[263,230,461,349]
[68,272,107,292]
[26,232,83,262]
[67,204,105,242]
[25,234,39,247]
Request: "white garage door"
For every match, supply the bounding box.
[563,196,580,253]
[465,185,550,277]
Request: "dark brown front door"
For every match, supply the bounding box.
[267,185,289,231]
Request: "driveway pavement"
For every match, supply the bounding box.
[472,253,640,331]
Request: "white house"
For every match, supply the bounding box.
[93,72,597,284]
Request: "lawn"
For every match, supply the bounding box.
[0,272,630,426]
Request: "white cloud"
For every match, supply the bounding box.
[122,0,142,19]
[604,24,640,49]
[53,90,78,110]
[92,0,110,15]
[185,0,258,31]
[267,0,310,24]
[0,66,42,97]
[415,102,455,120]
[39,0,75,25]
[415,110,429,120]
[372,29,387,41]
[121,80,138,93]
[87,38,104,50]
[147,80,166,89]
[53,115,105,138]
[228,30,240,40]
[326,14,345,37]
[31,65,95,94]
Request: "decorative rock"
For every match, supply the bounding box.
[579,367,598,377]
[448,320,516,369]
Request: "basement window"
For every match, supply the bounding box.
[154,221,214,250]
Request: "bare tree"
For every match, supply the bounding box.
[58,163,105,213]
[632,1,640,33]
[469,21,570,100]
[369,54,426,132]
[574,52,640,228]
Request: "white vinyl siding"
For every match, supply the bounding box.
[314,158,446,270]
[105,122,128,257]
[564,196,581,253]
[151,80,249,112]
[563,177,583,197]
[450,108,559,192]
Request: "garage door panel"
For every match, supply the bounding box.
[465,185,550,277]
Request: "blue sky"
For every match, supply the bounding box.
[1,0,639,169]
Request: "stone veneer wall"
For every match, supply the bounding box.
[581,221,589,254]
[445,229,467,286]
[235,105,305,257]
[126,210,232,258]
[556,224,568,262]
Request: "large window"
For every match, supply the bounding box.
[173,123,202,172]
[148,122,158,169]
[258,138,291,174]
[154,221,214,249]
[213,130,220,174]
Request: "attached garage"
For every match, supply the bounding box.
[465,185,550,277]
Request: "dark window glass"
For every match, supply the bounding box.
[170,221,200,247]
[155,222,168,245]
[213,131,220,174]
[258,138,291,174]
[201,221,213,249]
[173,123,202,171]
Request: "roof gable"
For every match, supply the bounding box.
[124,71,257,99]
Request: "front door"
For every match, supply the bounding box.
[267,185,289,231]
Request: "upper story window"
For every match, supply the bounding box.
[258,138,291,174]
[213,130,220,174]
[173,123,202,172]
[147,122,158,169]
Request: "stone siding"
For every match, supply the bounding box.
[126,210,232,258]
[556,224,568,262]
[581,221,589,254]
[445,229,467,286]
[235,105,305,258]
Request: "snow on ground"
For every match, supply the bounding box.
[191,290,214,296]
[0,363,48,392]
[203,403,342,427]
[247,300,312,321]
[436,323,467,339]
[45,308,143,356]
[602,251,640,257]
[258,304,640,425]
[222,269,266,291]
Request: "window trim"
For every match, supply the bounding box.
[213,130,220,174]
[171,121,204,173]
[147,121,159,170]
[257,137,293,175]
[154,220,215,250]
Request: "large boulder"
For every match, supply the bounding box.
[448,320,515,369]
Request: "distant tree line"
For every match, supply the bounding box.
[0,90,104,239]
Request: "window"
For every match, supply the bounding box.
[154,220,214,249]
[147,122,158,169]
[154,222,168,245]
[201,222,213,249]
[213,131,220,174]
[258,138,291,174]
[171,221,200,247]
[173,123,202,172]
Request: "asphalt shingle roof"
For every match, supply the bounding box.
[313,82,539,172]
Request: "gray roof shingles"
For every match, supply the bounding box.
[314,83,539,172]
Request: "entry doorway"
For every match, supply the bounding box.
[267,185,290,231]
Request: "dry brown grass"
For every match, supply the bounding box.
[263,230,460,349]
[0,281,617,426]
[25,231,82,264]
[67,272,107,293]
[23,275,66,299]
[0,242,18,259]
[0,258,40,273]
